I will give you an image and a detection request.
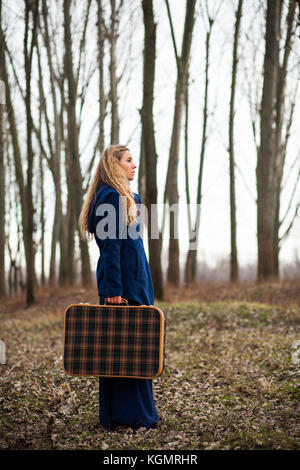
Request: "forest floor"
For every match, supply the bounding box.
[0,280,299,450]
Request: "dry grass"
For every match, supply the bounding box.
[163,279,300,307]
[0,281,299,450]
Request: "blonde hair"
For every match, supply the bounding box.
[79,144,137,241]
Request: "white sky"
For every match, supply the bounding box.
[3,0,300,283]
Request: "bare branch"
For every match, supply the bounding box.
[83,133,101,194]
[75,0,92,91]
[279,202,300,245]
[3,37,26,102]
[164,0,180,74]
[279,159,300,230]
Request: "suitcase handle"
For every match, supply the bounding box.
[103,297,128,305]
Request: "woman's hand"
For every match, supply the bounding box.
[106,296,122,304]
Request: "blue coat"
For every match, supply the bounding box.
[88,182,154,305]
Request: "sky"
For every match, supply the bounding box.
[2,0,300,284]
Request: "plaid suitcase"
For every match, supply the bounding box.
[62,298,166,379]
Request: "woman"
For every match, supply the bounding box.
[79,144,158,431]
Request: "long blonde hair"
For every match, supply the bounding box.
[79,144,137,241]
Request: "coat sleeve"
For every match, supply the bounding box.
[133,192,141,204]
[95,190,125,297]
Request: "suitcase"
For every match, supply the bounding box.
[62,298,166,379]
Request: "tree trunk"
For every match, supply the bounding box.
[38,111,45,286]
[141,0,164,301]
[273,0,296,274]
[0,5,32,301]
[257,0,280,280]
[228,0,243,282]
[97,0,106,153]
[41,0,68,286]
[0,35,5,296]
[24,0,39,305]
[64,0,91,287]
[164,0,197,286]
[257,0,296,280]
[138,130,146,208]
[183,71,194,284]
[166,82,184,285]
[184,19,213,284]
[109,0,120,144]
[63,128,76,285]
[57,78,70,286]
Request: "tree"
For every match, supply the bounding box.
[140,0,164,300]
[228,0,243,282]
[64,0,92,287]
[184,1,221,284]
[163,0,197,286]
[0,0,5,297]
[24,0,40,305]
[0,6,28,298]
[109,0,122,144]
[97,0,107,154]
[40,0,68,286]
[257,0,297,280]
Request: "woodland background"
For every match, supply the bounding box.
[0,0,300,451]
[0,0,300,305]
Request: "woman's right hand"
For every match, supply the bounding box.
[106,295,122,304]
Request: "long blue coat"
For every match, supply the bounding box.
[88,181,154,305]
[88,181,158,430]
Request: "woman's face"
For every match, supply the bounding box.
[119,150,137,181]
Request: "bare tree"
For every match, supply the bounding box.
[0,30,24,296]
[38,0,94,287]
[273,0,298,274]
[184,1,221,284]
[40,0,69,286]
[228,0,243,282]
[0,100,5,297]
[138,131,146,205]
[163,0,197,286]
[6,145,25,294]
[38,137,46,286]
[257,0,297,280]
[97,0,107,153]
[140,0,164,300]
[0,0,5,297]
[109,0,123,143]
[24,0,40,305]
[64,0,92,286]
